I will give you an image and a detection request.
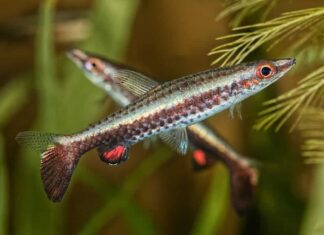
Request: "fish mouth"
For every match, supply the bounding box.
[66,48,89,68]
[273,58,296,74]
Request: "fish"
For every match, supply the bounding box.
[67,49,259,213]
[16,56,296,206]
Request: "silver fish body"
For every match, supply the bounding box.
[68,58,295,152]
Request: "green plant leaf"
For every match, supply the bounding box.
[298,108,324,163]
[0,78,29,128]
[216,0,275,27]
[79,147,171,235]
[300,164,324,235]
[191,166,229,235]
[0,135,8,235]
[210,7,324,66]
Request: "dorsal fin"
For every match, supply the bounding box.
[97,145,129,165]
[113,70,159,96]
[159,128,188,155]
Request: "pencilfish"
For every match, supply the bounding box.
[16,56,296,204]
[67,49,259,213]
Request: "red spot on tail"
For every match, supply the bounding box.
[100,145,128,164]
[193,149,207,166]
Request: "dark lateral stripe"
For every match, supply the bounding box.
[89,81,242,148]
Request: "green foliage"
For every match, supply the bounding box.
[15,1,64,234]
[294,43,324,67]
[80,147,170,235]
[75,164,158,235]
[217,0,276,27]
[299,108,324,163]
[0,78,29,127]
[210,7,324,66]
[0,77,29,235]
[191,166,229,235]
[0,135,8,235]
[300,164,324,235]
[121,201,157,235]
[35,0,58,130]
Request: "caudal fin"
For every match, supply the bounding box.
[229,160,258,214]
[16,131,80,202]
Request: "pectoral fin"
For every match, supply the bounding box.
[229,102,242,119]
[159,128,188,155]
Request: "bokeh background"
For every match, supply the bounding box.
[0,0,324,234]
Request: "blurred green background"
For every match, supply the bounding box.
[0,0,324,234]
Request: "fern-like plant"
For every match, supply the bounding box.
[298,108,324,163]
[217,0,276,27]
[210,7,324,66]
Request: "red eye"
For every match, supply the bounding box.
[256,63,276,79]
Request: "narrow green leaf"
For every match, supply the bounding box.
[35,0,59,130]
[15,1,64,235]
[300,165,324,235]
[121,199,157,235]
[191,166,229,235]
[0,135,8,235]
[80,147,171,235]
[0,78,29,128]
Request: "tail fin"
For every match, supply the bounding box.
[228,159,258,215]
[16,131,80,202]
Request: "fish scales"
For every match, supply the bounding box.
[71,68,246,152]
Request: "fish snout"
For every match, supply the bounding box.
[274,58,296,73]
[66,48,88,67]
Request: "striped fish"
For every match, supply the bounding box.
[16,55,295,207]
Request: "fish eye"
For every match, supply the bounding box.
[256,63,276,79]
[85,58,104,74]
[261,66,271,76]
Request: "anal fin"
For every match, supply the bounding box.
[97,145,129,165]
[159,128,188,155]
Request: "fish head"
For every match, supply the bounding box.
[237,58,296,93]
[66,48,119,89]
